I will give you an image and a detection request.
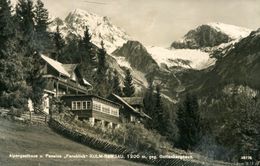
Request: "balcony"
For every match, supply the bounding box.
[43,75,90,94]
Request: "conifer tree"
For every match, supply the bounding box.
[154,85,166,135]
[81,26,96,64]
[123,69,135,97]
[27,52,46,111]
[34,0,50,52]
[96,41,107,75]
[34,0,49,33]
[112,70,122,96]
[53,25,65,60]
[177,93,202,150]
[0,0,14,55]
[15,0,35,55]
[143,77,156,128]
[95,41,108,96]
[0,0,28,108]
[78,26,96,81]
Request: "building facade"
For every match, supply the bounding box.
[39,54,92,114]
[61,95,121,128]
[108,94,151,123]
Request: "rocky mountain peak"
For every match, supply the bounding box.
[113,40,159,73]
[49,9,130,53]
[171,23,252,49]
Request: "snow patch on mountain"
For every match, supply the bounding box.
[110,55,132,69]
[206,22,252,40]
[147,46,215,70]
[49,9,130,53]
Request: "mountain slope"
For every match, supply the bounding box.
[49,9,130,53]
[112,41,159,73]
[146,46,215,70]
[171,23,252,49]
[190,28,260,96]
[0,118,148,166]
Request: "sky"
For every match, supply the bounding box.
[38,0,260,46]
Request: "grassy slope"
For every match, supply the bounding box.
[0,118,149,166]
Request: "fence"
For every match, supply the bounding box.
[20,111,49,124]
[48,118,237,166]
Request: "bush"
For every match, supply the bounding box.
[110,123,168,154]
[7,107,23,117]
[53,108,173,155]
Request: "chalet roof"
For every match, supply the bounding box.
[111,94,151,119]
[121,97,144,106]
[83,78,92,86]
[41,54,92,87]
[62,64,78,76]
[41,54,71,77]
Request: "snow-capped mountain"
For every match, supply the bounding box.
[49,9,130,53]
[146,46,215,70]
[49,9,257,101]
[206,22,252,40]
[171,22,252,49]
[192,28,260,96]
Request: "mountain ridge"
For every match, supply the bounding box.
[48,9,258,102]
[49,8,130,53]
[171,22,252,49]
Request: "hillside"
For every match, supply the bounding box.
[0,118,148,166]
[193,28,260,95]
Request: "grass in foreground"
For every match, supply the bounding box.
[0,118,149,166]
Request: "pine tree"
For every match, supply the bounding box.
[81,26,96,64]
[95,41,108,96]
[78,26,96,82]
[34,0,50,52]
[96,41,107,75]
[0,8,28,108]
[177,93,202,150]
[112,70,122,96]
[143,77,156,128]
[34,0,49,33]
[27,52,46,111]
[123,69,135,97]
[15,0,35,55]
[0,0,14,55]
[154,85,166,135]
[53,25,65,60]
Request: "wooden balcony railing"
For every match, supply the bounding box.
[43,75,90,93]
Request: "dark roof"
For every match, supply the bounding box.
[110,94,151,119]
[61,94,121,107]
[121,97,144,106]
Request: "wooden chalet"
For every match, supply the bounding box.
[121,97,144,113]
[61,95,121,128]
[40,54,92,114]
[108,94,151,123]
[35,54,150,127]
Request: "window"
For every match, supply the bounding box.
[130,115,136,122]
[80,101,91,110]
[82,101,87,110]
[110,108,119,117]
[102,106,110,114]
[87,101,91,109]
[72,101,77,110]
[76,101,81,110]
[93,103,101,111]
